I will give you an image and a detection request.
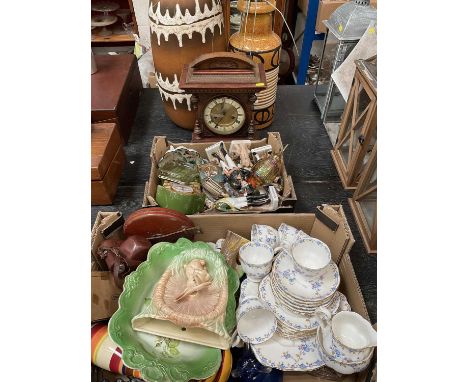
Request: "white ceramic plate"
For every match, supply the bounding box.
[273,252,340,301]
[270,270,335,307]
[259,275,320,331]
[270,272,335,310]
[251,333,325,371]
[272,283,345,317]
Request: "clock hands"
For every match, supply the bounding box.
[211,97,228,127]
[209,98,240,131]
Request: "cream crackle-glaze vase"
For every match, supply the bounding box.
[149,0,227,129]
[229,0,281,129]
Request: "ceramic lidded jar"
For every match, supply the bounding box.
[149,0,227,129]
[229,0,281,129]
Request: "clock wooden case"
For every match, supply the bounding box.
[179,52,266,142]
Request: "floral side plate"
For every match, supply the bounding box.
[259,275,320,331]
[109,238,239,382]
[251,333,325,371]
[273,252,340,301]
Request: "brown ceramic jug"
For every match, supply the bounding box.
[119,235,152,268]
[97,236,151,288]
[149,0,228,129]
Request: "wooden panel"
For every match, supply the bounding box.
[91,33,135,44]
[92,146,125,205]
[115,57,143,142]
[91,123,121,180]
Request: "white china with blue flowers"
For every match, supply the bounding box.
[251,332,325,371]
[239,278,260,304]
[236,297,277,345]
[270,268,336,307]
[273,251,340,302]
[315,307,376,363]
[271,282,345,316]
[271,269,335,308]
[251,224,280,250]
[291,237,331,278]
[239,242,274,282]
[259,275,321,331]
[316,326,373,374]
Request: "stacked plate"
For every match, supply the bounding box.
[260,247,350,333]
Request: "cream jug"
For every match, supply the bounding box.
[315,307,376,363]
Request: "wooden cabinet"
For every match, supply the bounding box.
[331,56,377,190]
[91,0,138,45]
[91,54,142,143]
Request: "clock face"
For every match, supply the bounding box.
[203,97,246,135]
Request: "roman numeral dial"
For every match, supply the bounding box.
[203,97,246,135]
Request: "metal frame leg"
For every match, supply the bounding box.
[297,0,324,85]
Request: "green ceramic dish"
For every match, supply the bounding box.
[109,238,239,382]
[156,185,206,215]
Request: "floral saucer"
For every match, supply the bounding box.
[251,333,324,371]
[273,252,340,301]
[259,275,320,331]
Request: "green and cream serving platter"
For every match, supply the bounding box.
[109,238,239,382]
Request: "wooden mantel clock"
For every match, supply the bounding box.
[179,52,266,142]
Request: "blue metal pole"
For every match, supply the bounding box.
[297,0,322,84]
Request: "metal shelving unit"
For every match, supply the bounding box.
[296,0,324,85]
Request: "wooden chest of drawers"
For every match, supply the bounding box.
[91,123,125,205]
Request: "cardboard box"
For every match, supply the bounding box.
[91,211,126,322]
[142,132,297,213]
[91,205,374,380]
[91,271,122,322]
[297,0,378,34]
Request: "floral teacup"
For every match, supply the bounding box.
[236,297,276,345]
[239,242,274,282]
[251,224,280,250]
[278,223,299,247]
[316,327,373,374]
[291,237,331,278]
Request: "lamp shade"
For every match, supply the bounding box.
[323,0,377,41]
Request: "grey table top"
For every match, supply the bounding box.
[91,85,377,323]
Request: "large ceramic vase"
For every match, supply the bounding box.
[149,0,227,130]
[229,0,281,129]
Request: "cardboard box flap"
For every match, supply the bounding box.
[190,213,316,242]
[310,205,355,265]
[338,253,370,322]
[91,211,125,270]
